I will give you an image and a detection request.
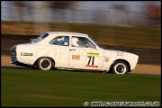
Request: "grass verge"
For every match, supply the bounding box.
[1,68,161,107]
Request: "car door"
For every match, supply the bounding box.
[68,36,103,70]
[49,35,70,67]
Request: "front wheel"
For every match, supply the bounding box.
[111,61,128,74]
[37,57,53,70]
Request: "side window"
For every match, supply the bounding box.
[71,36,96,48]
[49,36,69,46]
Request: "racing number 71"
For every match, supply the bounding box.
[87,56,95,65]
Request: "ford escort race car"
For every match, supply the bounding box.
[10,32,139,74]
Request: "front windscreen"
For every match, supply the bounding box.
[31,33,49,43]
[88,36,102,48]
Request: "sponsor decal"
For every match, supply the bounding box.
[72,55,80,60]
[21,52,33,56]
[117,52,124,56]
[87,52,99,56]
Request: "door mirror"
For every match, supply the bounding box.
[85,44,89,48]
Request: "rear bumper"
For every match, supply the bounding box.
[10,60,31,67]
[10,55,31,67]
[11,55,17,63]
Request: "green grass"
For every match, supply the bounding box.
[1,68,161,107]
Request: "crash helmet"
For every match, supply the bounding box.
[72,37,79,47]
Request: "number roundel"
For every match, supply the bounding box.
[86,56,98,68]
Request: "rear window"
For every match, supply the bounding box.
[31,33,49,43]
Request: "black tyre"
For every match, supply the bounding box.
[31,64,38,70]
[111,61,128,74]
[37,57,53,70]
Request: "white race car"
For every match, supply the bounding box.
[10,32,139,74]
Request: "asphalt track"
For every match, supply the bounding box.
[1,66,160,76]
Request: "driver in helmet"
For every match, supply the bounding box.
[72,37,80,47]
[72,37,86,47]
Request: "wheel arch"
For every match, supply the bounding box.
[33,56,55,68]
[110,59,131,73]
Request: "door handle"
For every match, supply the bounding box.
[69,49,75,51]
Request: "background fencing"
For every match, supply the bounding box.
[2,1,161,26]
[1,1,161,49]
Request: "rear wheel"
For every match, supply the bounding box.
[37,57,53,70]
[31,64,38,69]
[111,61,128,74]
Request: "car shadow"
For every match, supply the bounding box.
[1,66,110,74]
[1,66,31,70]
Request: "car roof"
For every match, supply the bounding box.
[47,31,88,37]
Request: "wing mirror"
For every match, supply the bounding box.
[85,44,97,49]
[85,44,89,48]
